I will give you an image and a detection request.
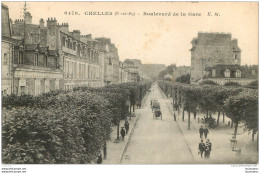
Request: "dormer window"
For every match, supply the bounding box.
[236,70,241,78]
[224,69,230,78]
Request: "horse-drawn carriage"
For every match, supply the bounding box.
[151,100,162,120]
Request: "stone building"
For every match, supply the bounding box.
[1,4,20,95]
[10,10,101,95]
[11,15,63,95]
[124,59,140,82]
[94,37,120,86]
[190,32,241,82]
[118,61,128,84]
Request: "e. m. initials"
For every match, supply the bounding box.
[208,12,220,16]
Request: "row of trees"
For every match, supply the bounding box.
[158,81,258,141]
[2,81,152,164]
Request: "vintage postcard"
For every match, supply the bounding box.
[1,1,258,172]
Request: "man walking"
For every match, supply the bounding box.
[198,140,205,158]
[124,120,129,134]
[204,127,209,138]
[199,126,204,139]
[206,139,212,156]
[120,127,126,141]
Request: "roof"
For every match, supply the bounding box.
[232,45,241,52]
[25,44,58,56]
[206,64,242,72]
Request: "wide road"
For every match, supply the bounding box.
[120,83,195,164]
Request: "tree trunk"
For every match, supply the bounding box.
[103,141,107,160]
[182,108,185,121]
[233,120,239,139]
[117,121,120,139]
[188,110,191,130]
[217,111,221,127]
[223,111,225,123]
[129,104,132,120]
[133,104,135,113]
[193,112,197,119]
[231,121,233,128]
[252,129,256,142]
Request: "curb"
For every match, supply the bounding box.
[117,112,140,164]
[117,90,150,164]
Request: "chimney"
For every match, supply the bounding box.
[59,22,69,33]
[47,17,57,26]
[39,18,44,27]
[24,12,32,24]
[72,30,81,40]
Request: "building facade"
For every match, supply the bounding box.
[190,32,241,82]
[118,61,128,84]
[124,59,140,82]
[2,4,20,95]
[9,9,102,95]
[94,37,120,86]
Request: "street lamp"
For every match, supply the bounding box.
[230,136,237,151]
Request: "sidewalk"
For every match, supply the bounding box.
[102,92,149,164]
[164,97,258,164]
[159,86,258,164]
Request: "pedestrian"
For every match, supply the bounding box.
[124,120,129,134]
[198,117,200,123]
[199,126,204,139]
[120,127,126,141]
[204,145,210,159]
[198,140,205,158]
[206,139,212,153]
[204,127,209,138]
[97,153,102,164]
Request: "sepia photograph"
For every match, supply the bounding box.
[1,1,259,172]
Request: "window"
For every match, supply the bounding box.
[18,52,23,64]
[236,70,241,78]
[234,54,238,60]
[224,69,230,78]
[20,86,26,95]
[54,58,58,68]
[45,55,48,67]
[108,58,112,65]
[34,54,39,66]
[4,53,7,65]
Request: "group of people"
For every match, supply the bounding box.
[120,120,130,141]
[198,126,212,159]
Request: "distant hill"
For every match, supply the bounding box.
[142,64,166,80]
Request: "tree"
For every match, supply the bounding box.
[200,80,219,86]
[224,89,258,139]
[176,74,190,84]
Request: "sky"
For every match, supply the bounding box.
[4,2,258,66]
